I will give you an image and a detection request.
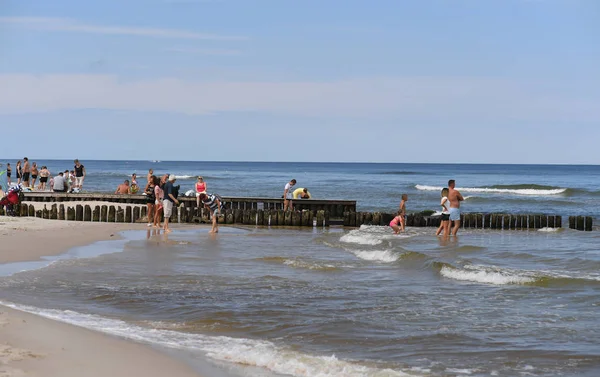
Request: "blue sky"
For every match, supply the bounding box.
[0,0,598,163]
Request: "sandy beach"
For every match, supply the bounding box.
[0,217,202,377]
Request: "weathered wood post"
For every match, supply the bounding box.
[92,206,100,222]
[262,209,270,226]
[74,205,83,221]
[67,207,75,221]
[140,206,147,221]
[83,205,92,221]
[58,204,65,220]
[372,212,381,226]
[28,204,35,217]
[284,211,293,226]
[533,215,541,229]
[101,205,108,222]
[50,204,58,220]
[20,203,28,217]
[302,210,313,227]
[132,207,140,223]
[483,214,491,229]
[125,206,132,223]
[241,209,250,225]
[249,209,257,226]
[476,214,483,229]
[316,210,324,227]
[556,216,562,228]
[116,208,125,223]
[540,215,547,228]
[108,206,116,222]
[585,216,593,231]
[547,215,555,228]
[269,210,277,226]
[364,212,373,225]
[515,215,522,229]
[490,214,498,229]
[413,213,423,228]
[576,216,584,231]
[42,205,50,219]
[503,215,511,230]
[256,209,264,226]
[324,211,330,227]
[36,209,42,218]
[291,211,301,226]
[234,209,243,224]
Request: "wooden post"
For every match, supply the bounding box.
[556,216,562,228]
[234,209,243,224]
[515,215,522,229]
[372,212,381,226]
[484,214,491,229]
[140,206,147,221]
[93,206,100,222]
[83,205,92,221]
[533,215,541,229]
[59,204,65,220]
[241,209,250,224]
[547,215,555,228]
[226,209,235,225]
[355,212,364,227]
[171,206,178,223]
[324,210,330,227]
[262,209,270,226]
[75,205,83,221]
[42,205,50,219]
[20,203,27,217]
[585,216,593,231]
[316,210,324,227]
[108,206,116,222]
[256,209,264,225]
[503,215,511,230]
[116,208,125,223]
[576,216,584,231]
[0,206,4,216]
[284,210,293,226]
[50,204,58,220]
[540,215,547,228]
[249,209,257,226]
[101,205,108,222]
[67,207,76,221]
[28,204,35,217]
[36,210,42,218]
[125,206,132,223]
[292,211,301,226]
[132,207,140,223]
[364,212,373,225]
[476,214,483,229]
[490,214,498,229]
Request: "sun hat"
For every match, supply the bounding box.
[169,175,176,181]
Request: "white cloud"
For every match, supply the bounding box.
[0,74,597,122]
[0,17,247,41]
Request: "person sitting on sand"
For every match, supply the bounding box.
[195,176,207,209]
[53,172,66,193]
[389,214,403,234]
[398,194,408,232]
[115,180,130,194]
[199,193,222,233]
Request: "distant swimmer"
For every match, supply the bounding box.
[293,187,311,199]
[398,194,408,232]
[447,179,464,236]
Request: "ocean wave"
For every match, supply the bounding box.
[377,171,424,175]
[255,256,344,271]
[415,184,567,196]
[340,225,411,246]
[1,302,414,377]
[436,264,600,287]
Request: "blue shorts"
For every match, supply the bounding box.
[449,207,461,221]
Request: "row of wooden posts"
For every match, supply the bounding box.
[1,203,593,231]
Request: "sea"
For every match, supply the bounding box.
[1,161,599,377]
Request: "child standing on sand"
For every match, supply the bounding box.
[436,188,451,236]
[398,194,408,232]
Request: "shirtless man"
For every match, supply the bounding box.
[115,180,130,194]
[22,157,30,188]
[447,179,464,236]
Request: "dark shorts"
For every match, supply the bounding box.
[54,188,67,193]
[23,172,30,181]
[40,177,48,183]
[441,213,450,221]
[6,172,10,178]
[32,175,38,180]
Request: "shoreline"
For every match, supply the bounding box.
[0,218,205,377]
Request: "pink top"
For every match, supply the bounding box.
[196,182,206,192]
[154,185,164,201]
[390,216,401,226]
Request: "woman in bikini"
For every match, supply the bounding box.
[195,176,207,209]
[145,175,156,227]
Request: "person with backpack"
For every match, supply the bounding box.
[199,193,223,233]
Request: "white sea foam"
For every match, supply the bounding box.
[415,185,566,196]
[538,227,561,232]
[340,226,408,246]
[1,302,414,377]
[440,265,536,285]
[283,259,340,271]
[352,250,400,263]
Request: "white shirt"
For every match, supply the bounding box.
[284,182,294,199]
[441,196,450,214]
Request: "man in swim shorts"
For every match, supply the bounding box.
[447,179,464,236]
[22,157,30,188]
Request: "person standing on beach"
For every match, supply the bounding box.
[145,175,156,227]
[283,179,296,211]
[162,175,180,233]
[199,193,222,233]
[398,194,408,232]
[153,176,164,228]
[38,166,50,191]
[15,160,22,185]
[6,163,11,186]
[147,169,154,185]
[436,188,451,237]
[22,158,30,188]
[448,179,464,236]
[74,159,86,190]
[30,162,39,189]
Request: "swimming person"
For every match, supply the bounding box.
[436,188,451,236]
[448,179,464,236]
[283,179,296,211]
[389,214,403,234]
[199,193,222,233]
[398,194,408,232]
[195,176,207,209]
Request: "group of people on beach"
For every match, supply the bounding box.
[1,159,86,193]
[390,179,464,237]
[141,170,221,234]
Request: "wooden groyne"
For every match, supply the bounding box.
[22,193,356,218]
[1,202,593,231]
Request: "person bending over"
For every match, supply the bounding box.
[199,193,222,233]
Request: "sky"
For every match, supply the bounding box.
[0,0,599,163]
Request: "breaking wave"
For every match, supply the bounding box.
[415,184,567,196]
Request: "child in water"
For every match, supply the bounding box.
[436,188,450,236]
[389,214,403,234]
[397,194,408,232]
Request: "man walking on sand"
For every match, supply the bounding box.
[448,179,464,236]
[162,175,179,233]
[283,179,296,211]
